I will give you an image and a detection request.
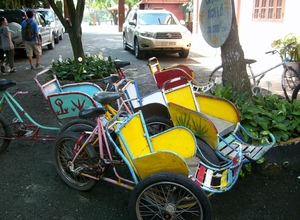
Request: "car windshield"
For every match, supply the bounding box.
[138,13,178,25]
[38,11,54,22]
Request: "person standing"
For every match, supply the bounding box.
[0,17,17,74]
[21,10,43,70]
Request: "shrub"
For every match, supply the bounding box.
[50,53,116,82]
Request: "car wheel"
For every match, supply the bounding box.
[123,34,129,51]
[134,38,144,59]
[48,35,55,50]
[179,50,189,58]
[59,31,63,40]
[54,32,59,44]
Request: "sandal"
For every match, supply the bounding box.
[1,65,4,73]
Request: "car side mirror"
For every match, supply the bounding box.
[129,20,136,26]
[180,20,186,25]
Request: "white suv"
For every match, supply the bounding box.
[122,9,192,59]
[36,8,65,44]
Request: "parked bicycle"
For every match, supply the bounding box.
[209,46,300,102]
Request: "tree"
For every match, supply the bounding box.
[48,0,86,63]
[220,1,252,96]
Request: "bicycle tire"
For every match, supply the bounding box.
[53,132,98,191]
[0,113,12,153]
[282,66,299,102]
[57,118,97,135]
[209,65,223,93]
[128,172,212,220]
[196,139,220,166]
[292,83,300,101]
[145,115,173,135]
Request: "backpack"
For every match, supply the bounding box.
[22,20,34,41]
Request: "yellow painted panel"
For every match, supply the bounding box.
[134,151,189,179]
[221,169,228,189]
[195,94,240,125]
[119,113,151,159]
[151,127,196,159]
[168,103,218,149]
[165,86,198,111]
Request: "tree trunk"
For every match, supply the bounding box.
[220,1,252,96]
[67,27,85,62]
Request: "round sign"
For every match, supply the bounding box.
[199,0,232,48]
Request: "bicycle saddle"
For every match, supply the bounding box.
[79,107,107,119]
[114,59,130,68]
[0,79,17,90]
[93,91,122,104]
[245,59,257,64]
[102,75,120,84]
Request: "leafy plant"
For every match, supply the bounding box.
[213,85,300,143]
[50,53,116,82]
[271,33,300,62]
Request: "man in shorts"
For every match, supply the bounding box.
[21,10,43,70]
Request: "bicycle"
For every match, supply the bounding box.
[209,48,300,102]
[0,79,60,153]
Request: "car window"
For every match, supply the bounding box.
[38,11,54,22]
[0,11,26,24]
[138,13,177,25]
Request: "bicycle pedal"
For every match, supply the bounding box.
[25,130,33,137]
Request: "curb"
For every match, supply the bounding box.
[256,140,300,176]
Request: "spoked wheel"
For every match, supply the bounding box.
[0,113,12,153]
[282,66,299,102]
[292,83,300,101]
[145,115,173,135]
[53,132,99,191]
[208,65,223,93]
[129,172,212,220]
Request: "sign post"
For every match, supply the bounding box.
[199,0,232,48]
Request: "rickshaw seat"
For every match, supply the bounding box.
[115,111,197,179]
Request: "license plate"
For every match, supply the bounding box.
[161,42,176,46]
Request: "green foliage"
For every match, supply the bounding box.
[271,33,300,62]
[213,85,300,143]
[50,53,116,82]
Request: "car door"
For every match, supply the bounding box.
[126,11,137,47]
[35,13,51,43]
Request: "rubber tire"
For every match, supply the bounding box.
[282,67,299,102]
[134,38,144,59]
[47,35,55,49]
[53,132,98,191]
[59,32,63,40]
[196,139,220,166]
[123,34,130,51]
[0,113,12,153]
[292,83,300,101]
[57,118,97,136]
[145,115,173,135]
[179,50,189,58]
[128,172,212,220]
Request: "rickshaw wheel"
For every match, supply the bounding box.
[129,172,212,220]
[53,132,98,191]
[196,139,220,166]
[57,118,97,135]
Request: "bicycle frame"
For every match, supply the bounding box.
[0,89,59,141]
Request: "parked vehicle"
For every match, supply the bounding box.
[36,8,64,44]
[0,9,55,58]
[122,9,192,59]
